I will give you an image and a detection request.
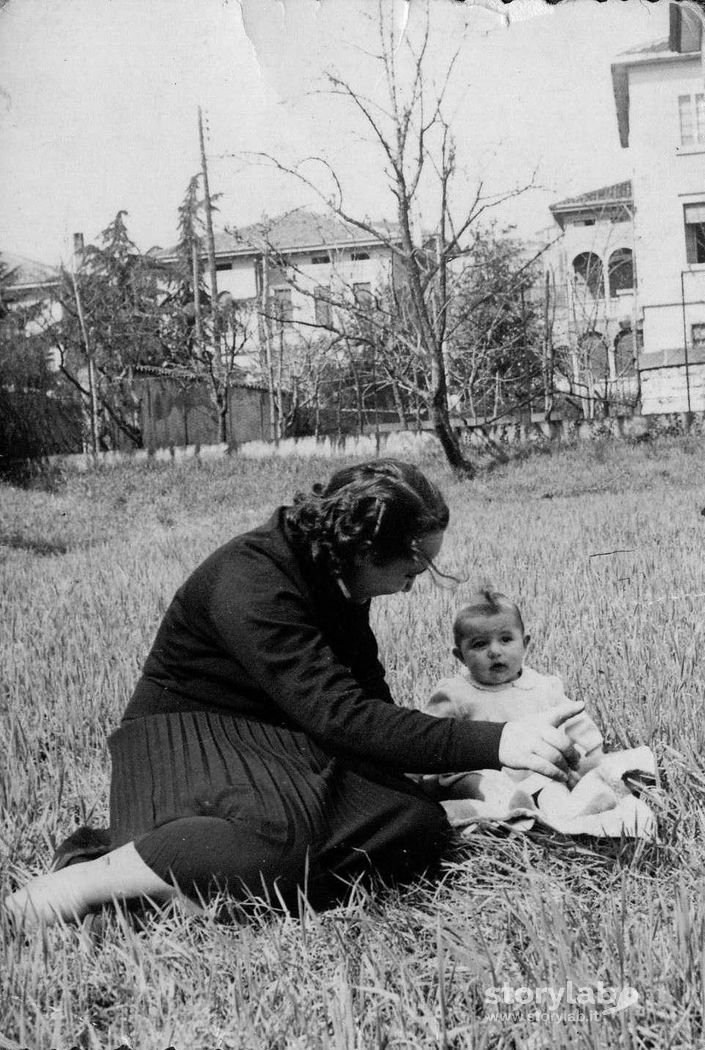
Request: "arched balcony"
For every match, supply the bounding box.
[572,252,604,300]
[607,248,634,298]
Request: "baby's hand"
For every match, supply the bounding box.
[498,701,584,782]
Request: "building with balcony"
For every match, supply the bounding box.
[545,180,639,413]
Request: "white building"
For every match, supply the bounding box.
[611,2,705,413]
[156,209,401,380]
[0,250,63,369]
[543,181,639,414]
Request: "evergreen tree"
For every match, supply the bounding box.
[49,211,180,448]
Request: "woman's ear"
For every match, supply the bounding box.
[351,545,373,568]
[523,634,531,651]
[452,646,463,662]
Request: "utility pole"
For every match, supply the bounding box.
[191,240,203,350]
[198,107,219,313]
[71,233,99,455]
[198,106,229,440]
[542,270,554,420]
[256,252,277,443]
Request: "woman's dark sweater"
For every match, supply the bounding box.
[122,509,504,774]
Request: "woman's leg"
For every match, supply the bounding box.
[129,773,449,914]
[4,803,311,927]
[133,813,313,908]
[6,773,450,926]
[4,841,195,927]
[7,712,451,926]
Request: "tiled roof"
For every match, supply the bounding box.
[550,181,633,214]
[0,250,60,290]
[134,363,269,391]
[229,210,400,253]
[156,209,401,261]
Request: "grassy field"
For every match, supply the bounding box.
[1,436,704,1049]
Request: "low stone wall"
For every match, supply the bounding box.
[462,411,704,449]
[45,410,705,471]
[237,431,439,460]
[640,363,705,415]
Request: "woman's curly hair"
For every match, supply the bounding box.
[285,459,449,577]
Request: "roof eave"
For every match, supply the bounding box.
[549,198,633,215]
[5,279,60,294]
[159,233,401,263]
[232,232,400,255]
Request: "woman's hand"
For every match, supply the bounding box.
[498,701,584,782]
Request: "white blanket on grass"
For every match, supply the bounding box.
[437,746,657,839]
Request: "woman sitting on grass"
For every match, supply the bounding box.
[6,459,582,925]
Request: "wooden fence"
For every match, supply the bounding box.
[136,377,276,448]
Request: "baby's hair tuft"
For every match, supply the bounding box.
[453,589,525,646]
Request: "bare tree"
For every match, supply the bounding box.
[241,215,550,455]
[253,6,541,474]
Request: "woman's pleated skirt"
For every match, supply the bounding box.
[109,711,335,847]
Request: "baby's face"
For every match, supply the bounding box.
[454,610,528,686]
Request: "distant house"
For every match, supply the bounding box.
[154,209,402,379]
[1,250,63,372]
[0,250,60,307]
[0,253,82,457]
[1,249,62,328]
[611,1,705,413]
[544,181,639,413]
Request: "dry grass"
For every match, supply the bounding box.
[1,438,704,1049]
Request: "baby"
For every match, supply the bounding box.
[422,589,656,837]
[427,589,604,792]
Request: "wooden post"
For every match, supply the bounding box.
[542,270,555,419]
[70,267,99,456]
[256,252,277,444]
[191,240,202,349]
[199,106,231,441]
[276,325,284,442]
[198,107,219,329]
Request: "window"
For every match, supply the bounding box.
[219,292,254,312]
[314,286,332,327]
[693,323,705,351]
[678,94,705,148]
[311,254,330,265]
[572,252,604,299]
[351,252,370,261]
[272,287,293,330]
[216,260,233,272]
[608,248,634,297]
[684,203,705,264]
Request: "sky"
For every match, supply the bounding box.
[0,0,668,267]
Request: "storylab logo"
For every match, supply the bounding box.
[484,980,640,1021]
